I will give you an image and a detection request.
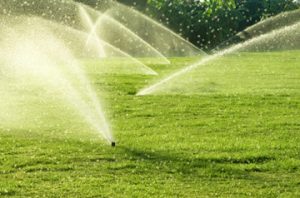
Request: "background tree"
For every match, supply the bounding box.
[76,0,299,49]
[144,0,299,49]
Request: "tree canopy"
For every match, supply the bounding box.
[144,0,299,49]
[77,0,299,49]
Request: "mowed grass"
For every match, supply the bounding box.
[0,51,300,197]
[149,51,300,95]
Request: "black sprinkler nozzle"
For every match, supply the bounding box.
[111,142,116,147]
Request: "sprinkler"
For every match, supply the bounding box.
[111,142,116,147]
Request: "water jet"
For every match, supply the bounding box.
[137,21,300,95]
[0,0,208,144]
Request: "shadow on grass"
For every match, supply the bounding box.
[117,146,275,180]
[0,132,276,181]
[0,190,16,196]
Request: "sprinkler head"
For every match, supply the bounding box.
[111,142,116,147]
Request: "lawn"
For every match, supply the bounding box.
[0,51,300,197]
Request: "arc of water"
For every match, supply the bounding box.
[80,7,158,75]
[43,35,114,143]
[79,6,106,58]
[99,39,159,75]
[137,21,300,95]
[50,61,113,142]
[79,5,170,64]
[51,45,113,142]
[130,11,201,53]
[0,27,113,142]
[78,7,158,75]
[100,12,171,64]
[214,9,300,51]
[108,1,206,56]
[58,55,114,142]
[42,16,158,76]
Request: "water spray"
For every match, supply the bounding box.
[137,21,300,95]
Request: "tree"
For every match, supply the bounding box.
[145,0,299,49]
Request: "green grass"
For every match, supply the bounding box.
[0,51,300,197]
[150,51,300,95]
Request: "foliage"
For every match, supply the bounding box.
[75,0,299,49]
[145,0,299,49]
